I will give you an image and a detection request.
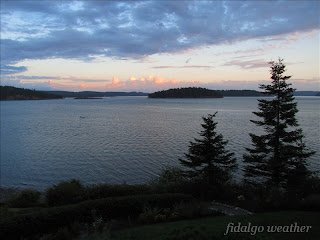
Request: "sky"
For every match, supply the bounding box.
[0,0,319,92]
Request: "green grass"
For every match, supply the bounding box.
[111,211,320,240]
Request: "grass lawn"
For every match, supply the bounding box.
[111,211,320,240]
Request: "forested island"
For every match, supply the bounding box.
[0,86,63,100]
[148,87,223,98]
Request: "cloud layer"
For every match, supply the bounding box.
[1,0,319,71]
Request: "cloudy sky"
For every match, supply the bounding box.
[1,0,319,92]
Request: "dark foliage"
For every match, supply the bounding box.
[243,58,315,190]
[150,166,239,201]
[179,112,237,187]
[84,183,152,200]
[45,179,85,206]
[0,193,193,239]
[45,179,153,206]
[0,86,62,100]
[216,90,266,97]
[7,189,41,208]
[148,87,223,98]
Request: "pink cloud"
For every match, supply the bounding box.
[106,76,125,89]
[287,32,300,42]
[105,75,201,92]
[80,83,98,89]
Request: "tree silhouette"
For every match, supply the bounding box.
[243,58,315,189]
[179,112,237,185]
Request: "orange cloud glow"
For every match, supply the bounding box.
[80,83,98,89]
[105,75,201,91]
[106,76,125,89]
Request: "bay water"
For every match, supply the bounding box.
[1,96,319,190]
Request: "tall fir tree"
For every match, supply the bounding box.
[179,112,237,185]
[243,58,315,189]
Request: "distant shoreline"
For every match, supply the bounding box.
[1,86,319,100]
[74,97,103,99]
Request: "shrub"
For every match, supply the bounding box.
[237,195,245,201]
[300,194,320,210]
[296,175,320,197]
[84,183,152,200]
[45,180,154,206]
[150,166,242,202]
[45,179,85,206]
[264,187,286,210]
[39,221,84,240]
[8,189,41,208]
[151,166,186,185]
[0,206,11,219]
[138,205,161,224]
[173,201,212,219]
[149,166,204,196]
[0,193,193,239]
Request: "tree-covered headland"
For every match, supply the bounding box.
[0,86,63,100]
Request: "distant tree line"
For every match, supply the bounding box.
[216,89,267,96]
[45,91,148,98]
[218,90,319,97]
[148,87,223,98]
[0,86,63,100]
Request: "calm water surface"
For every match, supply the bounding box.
[1,96,319,190]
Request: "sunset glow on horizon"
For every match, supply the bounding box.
[1,1,319,92]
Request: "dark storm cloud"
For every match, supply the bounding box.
[1,0,319,70]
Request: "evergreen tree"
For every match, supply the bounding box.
[243,58,315,188]
[179,112,237,185]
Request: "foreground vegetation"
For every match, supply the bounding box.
[0,188,193,239]
[112,211,320,240]
[1,175,319,239]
